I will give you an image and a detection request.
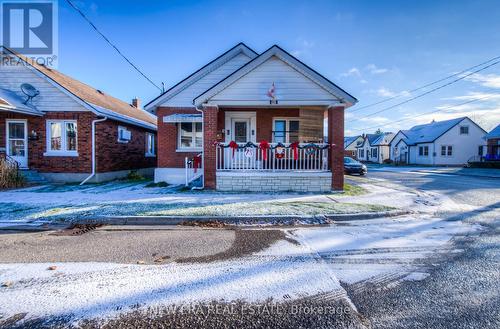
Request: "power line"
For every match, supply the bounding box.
[350,54,500,113]
[349,94,496,134]
[64,0,162,91]
[349,60,500,124]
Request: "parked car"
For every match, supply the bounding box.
[344,157,367,175]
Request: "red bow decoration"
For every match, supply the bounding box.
[259,140,270,161]
[228,141,238,158]
[290,142,299,160]
[193,155,201,173]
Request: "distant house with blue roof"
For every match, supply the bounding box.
[356,132,395,163]
[390,117,486,165]
[484,123,500,160]
[344,135,363,158]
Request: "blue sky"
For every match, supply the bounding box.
[58,0,500,134]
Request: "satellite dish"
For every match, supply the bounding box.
[20,83,40,104]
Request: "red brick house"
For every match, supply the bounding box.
[484,123,500,160]
[145,43,357,192]
[0,47,157,183]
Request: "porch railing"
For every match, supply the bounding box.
[216,142,329,171]
[185,153,203,186]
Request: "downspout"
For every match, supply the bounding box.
[80,116,107,185]
[191,106,205,190]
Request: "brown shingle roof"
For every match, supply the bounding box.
[3,47,157,128]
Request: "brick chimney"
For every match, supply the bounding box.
[131,98,141,109]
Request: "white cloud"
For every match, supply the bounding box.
[442,91,500,102]
[340,67,361,78]
[365,64,389,75]
[358,116,391,123]
[465,73,500,89]
[374,87,410,98]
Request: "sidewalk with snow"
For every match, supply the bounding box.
[0,215,481,324]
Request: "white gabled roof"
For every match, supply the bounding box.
[145,43,258,111]
[193,45,358,107]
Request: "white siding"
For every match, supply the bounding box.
[389,131,406,161]
[0,63,86,112]
[162,53,252,107]
[433,118,485,165]
[412,143,434,165]
[345,136,363,152]
[211,56,337,103]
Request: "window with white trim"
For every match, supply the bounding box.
[459,126,469,135]
[45,120,77,155]
[146,132,155,156]
[441,145,453,156]
[418,146,429,156]
[178,122,202,150]
[371,147,378,158]
[272,118,300,143]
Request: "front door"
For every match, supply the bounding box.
[229,119,251,168]
[6,120,28,168]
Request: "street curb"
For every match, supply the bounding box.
[75,209,411,226]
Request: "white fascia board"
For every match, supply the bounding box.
[144,44,258,112]
[90,104,157,131]
[0,107,44,116]
[194,45,357,106]
[206,99,345,107]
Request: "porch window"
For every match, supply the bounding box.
[146,132,155,156]
[178,122,202,150]
[418,146,429,156]
[272,119,299,143]
[371,147,378,158]
[441,145,453,156]
[45,120,78,156]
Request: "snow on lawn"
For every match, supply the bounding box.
[0,181,396,224]
[0,215,481,323]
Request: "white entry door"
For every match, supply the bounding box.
[6,120,28,168]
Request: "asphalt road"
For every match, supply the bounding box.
[359,167,500,208]
[346,167,500,329]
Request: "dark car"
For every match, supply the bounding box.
[344,157,367,175]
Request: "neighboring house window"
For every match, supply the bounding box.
[272,119,299,143]
[460,126,469,135]
[419,146,429,156]
[441,145,453,156]
[118,126,132,143]
[371,148,378,158]
[178,122,202,150]
[45,120,77,156]
[359,149,364,158]
[145,132,155,156]
[478,146,483,156]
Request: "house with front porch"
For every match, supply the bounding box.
[0,47,157,183]
[145,43,357,192]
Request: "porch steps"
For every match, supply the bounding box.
[20,170,48,184]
